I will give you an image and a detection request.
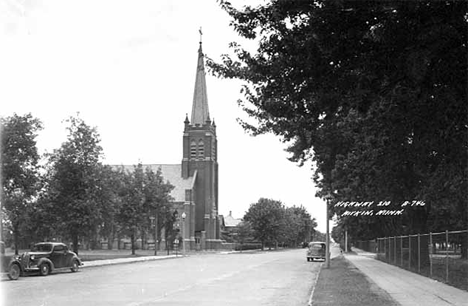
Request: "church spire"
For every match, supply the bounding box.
[190,29,210,126]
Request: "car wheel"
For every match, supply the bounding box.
[70,260,79,272]
[39,263,50,276]
[8,263,21,280]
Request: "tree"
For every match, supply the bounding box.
[116,164,174,255]
[23,194,59,243]
[116,164,145,255]
[46,115,104,254]
[233,220,254,250]
[244,198,285,250]
[142,166,174,250]
[286,205,317,246]
[211,0,467,261]
[280,207,302,247]
[90,164,123,249]
[1,113,42,253]
[313,231,326,243]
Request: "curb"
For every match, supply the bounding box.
[307,259,324,306]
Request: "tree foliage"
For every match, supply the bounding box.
[46,115,104,253]
[244,198,284,249]
[211,0,467,240]
[116,164,174,254]
[244,198,317,248]
[1,113,43,252]
[2,113,177,254]
[233,220,254,246]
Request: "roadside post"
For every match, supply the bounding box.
[149,215,157,256]
[324,193,334,269]
[174,239,179,257]
[181,212,187,255]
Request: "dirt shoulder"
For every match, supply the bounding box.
[312,254,399,306]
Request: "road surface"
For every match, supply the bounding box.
[2,248,327,306]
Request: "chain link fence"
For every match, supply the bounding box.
[356,230,468,291]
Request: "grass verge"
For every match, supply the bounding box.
[312,254,398,306]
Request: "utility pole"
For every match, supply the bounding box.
[325,193,333,268]
[345,229,348,253]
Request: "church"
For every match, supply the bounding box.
[119,40,223,251]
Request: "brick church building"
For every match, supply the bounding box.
[119,41,222,251]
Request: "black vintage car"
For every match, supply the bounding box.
[0,241,22,280]
[306,241,327,262]
[20,242,82,276]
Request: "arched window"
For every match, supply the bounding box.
[198,140,204,158]
[190,140,197,159]
[211,141,216,160]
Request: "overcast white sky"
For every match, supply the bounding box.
[0,0,328,232]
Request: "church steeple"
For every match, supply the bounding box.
[182,36,220,242]
[190,38,210,126]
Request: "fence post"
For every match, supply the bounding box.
[409,235,411,270]
[394,236,396,264]
[429,232,432,278]
[418,233,421,273]
[386,238,389,261]
[400,235,403,266]
[445,230,449,283]
[388,237,391,262]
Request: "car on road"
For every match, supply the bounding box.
[306,241,326,262]
[20,242,82,276]
[0,241,23,280]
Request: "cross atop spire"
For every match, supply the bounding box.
[199,27,203,44]
[190,29,210,126]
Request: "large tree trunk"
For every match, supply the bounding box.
[13,222,20,255]
[462,207,468,259]
[108,227,114,250]
[131,232,135,255]
[461,232,467,259]
[72,234,79,255]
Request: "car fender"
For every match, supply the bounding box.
[73,255,83,265]
[8,261,22,279]
[36,257,54,271]
[10,259,23,272]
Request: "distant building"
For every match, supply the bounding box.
[220,211,242,242]
[224,211,242,228]
[116,41,222,250]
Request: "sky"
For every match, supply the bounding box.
[0,0,329,232]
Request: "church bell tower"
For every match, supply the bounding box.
[181,39,219,243]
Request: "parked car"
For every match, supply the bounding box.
[306,241,326,262]
[20,242,82,276]
[0,241,22,280]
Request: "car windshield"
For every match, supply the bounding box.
[31,244,53,252]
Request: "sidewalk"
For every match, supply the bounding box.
[80,249,243,268]
[345,248,468,306]
[81,254,178,268]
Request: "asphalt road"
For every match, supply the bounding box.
[2,248,324,306]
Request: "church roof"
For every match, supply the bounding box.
[114,164,195,202]
[190,42,210,125]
